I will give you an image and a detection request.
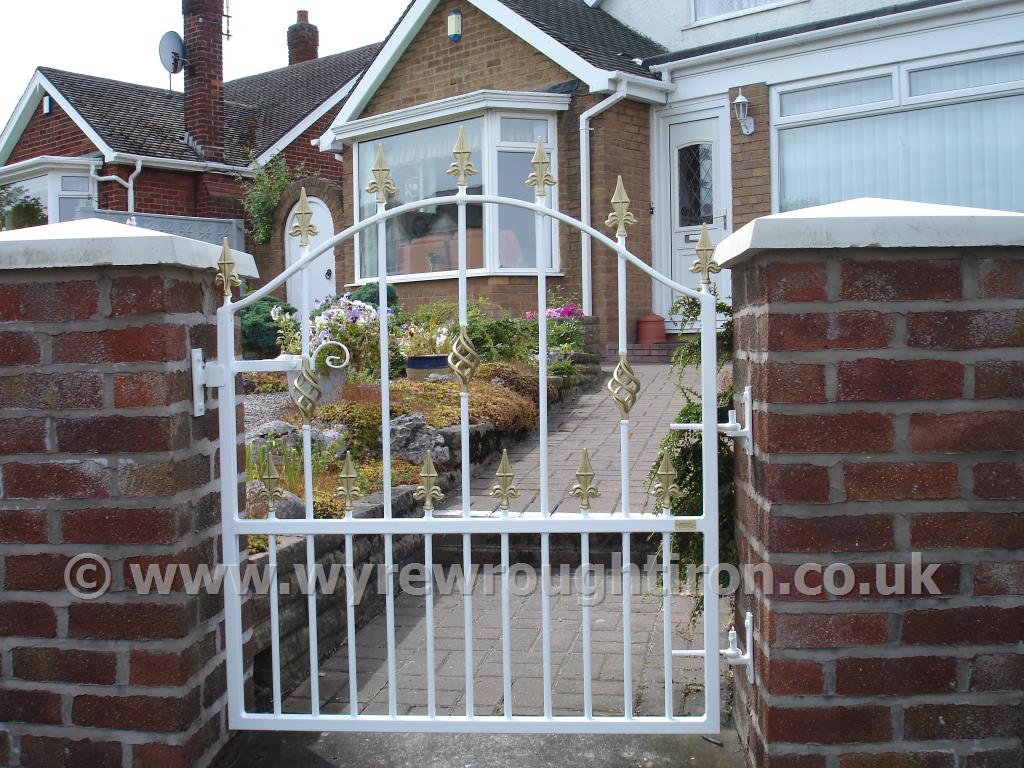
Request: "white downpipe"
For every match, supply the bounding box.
[580,84,627,316]
[91,158,143,213]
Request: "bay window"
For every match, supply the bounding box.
[0,159,95,231]
[354,107,558,282]
[774,48,1024,214]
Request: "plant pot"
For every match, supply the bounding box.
[636,314,667,344]
[405,354,449,381]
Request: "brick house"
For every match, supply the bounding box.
[3,0,1022,348]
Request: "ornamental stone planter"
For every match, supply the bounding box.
[405,353,448,380]
[281,352,348,404]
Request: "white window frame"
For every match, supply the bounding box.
[769,43,1024,212]
[351,110,560,285]
[0,156,98,226]
[685,0,807,28]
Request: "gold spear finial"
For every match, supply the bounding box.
[289,186,319,247]
[489,449,520,511]
[366,144,396,204]
[605,175,637,238]
[651,451,682,511]
[446,126,477,188]
[214,237,240,298]
[569,448,600,511]
[690,224,722,286]
[335,451,363,515]
[257,439,285,506]
[413,452,444,512]
[525,137,557,197]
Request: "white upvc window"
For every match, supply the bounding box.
[689,0,806,25]
[354,111,558,283]
[771,45,1024,214]
[0,158,96,231]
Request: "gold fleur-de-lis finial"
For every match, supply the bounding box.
[525,137,556,197]
[448,326,480,391]
[214,237,240,298]
[569,449,600,511]
[257,440,285,506]
[605,175,637,238]
[366,144,397,204]
[413,452,444,513]
[289,187,319,247]
[335,451,362,515]
[651,451,683,511]
[489,449,520,512]
[290,357,323,423]
[608,354,641,417]
[690,224,722,286]
[446,126,477,188]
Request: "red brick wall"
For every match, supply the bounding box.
[730,84,771,231]
[731,247,1024,767]
[6,98,99,165]
[0,264,242,767]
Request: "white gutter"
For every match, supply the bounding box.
[92,158,142,213]
[579,82,627,316]
[649,0,1013,75]
[106,152,254,177]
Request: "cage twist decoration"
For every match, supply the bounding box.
[447,326,480,391]
[290,357,323,423]
[214,238,240,298]
[569,448,600,511]
[334,451,362,515]
[489,449,520,511]
[525,137,557,197]
[605,175,637,238]
[446,126,477,188]
[413,452,444,513]
[607,354,641,417]
[651,451,683,511]
[366,144,397,204]
[690,223,722,286]
[289,187,319,247]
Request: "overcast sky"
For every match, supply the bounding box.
[0,0,410,128]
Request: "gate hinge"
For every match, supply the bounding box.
[668,385,753,453]
[721,611,754,684]
[191,349,227,417]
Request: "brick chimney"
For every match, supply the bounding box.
[183,0,224,162]
[288,10,319,65]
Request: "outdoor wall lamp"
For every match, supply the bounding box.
[448,9,463,42]
[733,89,754,135]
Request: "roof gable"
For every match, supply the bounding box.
[324,0,668,143]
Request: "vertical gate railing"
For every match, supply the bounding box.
[195,127,754,734]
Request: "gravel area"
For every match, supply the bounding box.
[243,392,293,434]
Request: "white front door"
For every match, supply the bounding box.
[668,118,730,328]
[285,196,336,307]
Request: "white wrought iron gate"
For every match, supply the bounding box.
[195,129,753,734]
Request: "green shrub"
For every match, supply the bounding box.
[351,282,398,308]
[238,156,313,245]
[241,297,295,357]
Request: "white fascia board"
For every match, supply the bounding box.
[329,90,571,145]
[321,0,632,152]
[106,152,254,177]
[0,72,113,165]
[257,77,358,164]
[0,155,101,183]
[650,0,1014,76]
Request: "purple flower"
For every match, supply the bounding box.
[346,308,362,322]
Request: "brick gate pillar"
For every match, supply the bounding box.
[0,220,257,767]
[721,200,1024,767]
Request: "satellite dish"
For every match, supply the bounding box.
[159,31,188,75]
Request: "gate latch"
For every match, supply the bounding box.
[191,349,227,417]
[669,385,753,453]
